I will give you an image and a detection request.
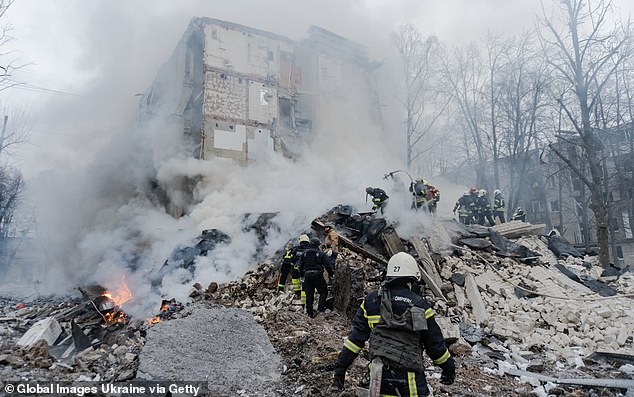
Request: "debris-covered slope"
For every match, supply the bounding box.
[1,211,633,396]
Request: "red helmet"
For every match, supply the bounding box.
[469,187,478,194]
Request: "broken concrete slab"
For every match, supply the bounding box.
[137,305,282,396]
[435,317,460,344]
[491,221,546,238]
[17,316,62,348]
[465,273,489,326]
[411,236,443,287]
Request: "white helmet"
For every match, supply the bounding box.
[298,234,310,243]
[494,189,501,195]
[386,252,421,281]
[478,189,487,197]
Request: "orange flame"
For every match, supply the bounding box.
[101,278,133,307]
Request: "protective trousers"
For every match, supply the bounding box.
[278,262,293,291]
[378,368,430,397]
[303,271,328,316]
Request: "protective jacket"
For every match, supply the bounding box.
[334,280,453,396]
[298,246,334,316]
[494,195,505,213]
[368,188,389,204]
[298,247,334,278]
[289,241,311,294]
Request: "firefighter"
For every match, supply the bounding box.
[453,191,472,224]
[467,187,479,223]
[476,189,495,226]
[493,189,506,224]
[366,187,389,214]
[288,234,311,300]
[323,223,339,265]
[277,240,295,292]
[331,252,456,395]
[409,178,428,211]
[297,237,334,318]
[426,183,440,215]
[512,207,526,222]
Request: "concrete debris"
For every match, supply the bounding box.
[2,210,632,396]
[137,305,282,396]
[16,316,62,349]
[491,220,547,238]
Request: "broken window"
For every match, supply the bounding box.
[616,246,623,259]
[279,98,292,129]
[550,200,560,212]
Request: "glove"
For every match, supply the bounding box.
[440,360,456,385]
[326,249,333,257]
[331,371,345,389]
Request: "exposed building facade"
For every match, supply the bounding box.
[138,17,382,164]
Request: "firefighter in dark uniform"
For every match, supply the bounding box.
[277,240,295,292]
[331,252,456,396]
[297,237,334,318]
[453,191,472,224]
[366,187,390,214]
[467,187,479,224]
[493,189,506,224]
[512,207,526,222]
[287,234,311,301]
[409,179,428,211]
[476,189,495,226]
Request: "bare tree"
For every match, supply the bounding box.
[393,24,448,170]
[0,0,20,91]
[538,0,633,266]
[495,32,552,220]
[440,42,491,187]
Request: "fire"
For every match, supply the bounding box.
[104,310,128,324]
[97,277,133,325]
[102,280,133,307]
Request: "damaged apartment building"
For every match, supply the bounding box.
[137,17,382,163]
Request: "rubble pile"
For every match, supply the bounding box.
[1,211,632,396]
[201,213,633,396]
[0,290,179,386]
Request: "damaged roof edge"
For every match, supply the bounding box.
[191,16,296,45]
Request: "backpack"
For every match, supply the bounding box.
[368,287,428,371]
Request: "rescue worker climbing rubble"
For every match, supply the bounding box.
[297,237,334,318]
[366,187,389,214]
[331,252,456,395]
[286,234,311,302]
[277,240,295,292]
